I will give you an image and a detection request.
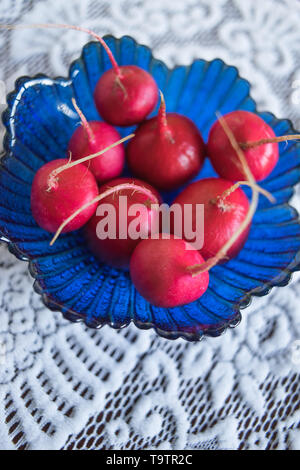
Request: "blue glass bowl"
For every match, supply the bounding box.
[1,35,300,341]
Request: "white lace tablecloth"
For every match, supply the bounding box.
[0,0,300,451]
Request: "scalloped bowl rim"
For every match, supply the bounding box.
[1,35,300,342]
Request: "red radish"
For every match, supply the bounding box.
[127,92,205,190]
[68,98,125,183]
[1,24,158,127]
[129,235,209,308]
[31,159,98,233]
[173,177,251,260]
[84,178,161,269]
[94,65,158,127]
[207,110,279,181]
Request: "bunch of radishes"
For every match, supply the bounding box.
[24,26,292,309]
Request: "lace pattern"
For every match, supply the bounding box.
[0,0,300,450]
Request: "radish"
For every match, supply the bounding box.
[206,111,300,183]
[84,178,161,269]
[1,23,158,126]
[31,135,132,234]
[31,159,99,233]
[129,235,209,308]
[68,98,125,183]
[173,177,251,260]
[207,110,279,181]
[127,92,205,191]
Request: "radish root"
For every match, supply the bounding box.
[46,133,134,191]
[50,183,160,246]
[239,134,300,150]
